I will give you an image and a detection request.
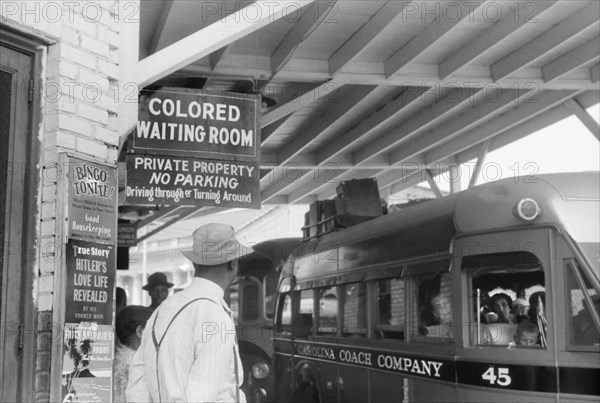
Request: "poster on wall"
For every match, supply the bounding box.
[67,157,117,245]
[131,90,260,161]
[61,322,114,403]
[125,154,261,208]
[65,239,115,325]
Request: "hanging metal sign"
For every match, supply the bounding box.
[131,90,260,161]
[125,154,261,209]
[117,222,137,247]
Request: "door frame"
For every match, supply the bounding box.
[0,25,46,403]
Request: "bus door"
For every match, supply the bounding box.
[296,284,340,403]
[273,277,296,403]
[553,234,600,402]
[454,228,557,402]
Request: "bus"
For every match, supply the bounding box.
[229,238,302,403]
[273,173,600,403]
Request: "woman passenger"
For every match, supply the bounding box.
[113,305,153,402]
[490,293,514,323]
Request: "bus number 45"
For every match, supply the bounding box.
[482,367,512,386]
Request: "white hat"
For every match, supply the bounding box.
[180,223,253,266]
[514,298,529,307]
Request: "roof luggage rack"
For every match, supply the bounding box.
[302,178,384,241]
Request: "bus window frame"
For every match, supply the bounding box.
[465,257,546,348]
[373,276,406,341]
[455,228,556,358]
[263,273,280,320]
[275,291,293,336]
[239,276,262,322]
[340,282,368,336]
[407,270,455,344]
[316,285,340,337]
[297,289,316,339]
[564,258,600,351]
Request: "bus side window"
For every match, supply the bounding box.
[318,287,338,335]
[264,274,280,319]
[412,272,453,340]
[565,259,600,348]
[342,283,366,336]
[375,277,405,340]
[297,290,315,338]
[242,282,259,321]
[277,293,293,334]
[465,251,546,347]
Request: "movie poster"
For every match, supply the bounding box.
[61,323,114,403]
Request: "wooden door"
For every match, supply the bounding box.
[0,43,33,403]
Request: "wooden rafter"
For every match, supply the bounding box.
[387,89,525,165]
[542,37,600,82]
[137,0,316,88]
[564,98,600,140]
[261,79,347,126]
[271,1,337,75]
[315,86,429,164]
[329,1,411,76]
[468,140,490,188]
[385,0,486,78]
[439,0,558,79]
[354,87,482,164]
[491,2,599,81]
[424,90,580,167]
[148,0,175,54]
[425,170,443,198]
[591,64,600,83]
[276,85,375,164]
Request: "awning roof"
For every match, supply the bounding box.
[122,0,600,238]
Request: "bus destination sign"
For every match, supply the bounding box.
[131,90,260,161]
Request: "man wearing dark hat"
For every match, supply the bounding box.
[143,272,173,311]
[127,223,252,402]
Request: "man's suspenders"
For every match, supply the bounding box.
[150,297,240,402]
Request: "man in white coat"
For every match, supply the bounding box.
[127,223,253,402]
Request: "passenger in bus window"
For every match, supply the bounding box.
[511,298,530,324]
[528,291,546,323]
[431,295,452,325]
[508,321,540,348]
[417,274,454,340]
[490,293,514,323]
[420,294,454,339]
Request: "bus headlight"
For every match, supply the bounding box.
[514,198,541,222]
[252,362,270,379]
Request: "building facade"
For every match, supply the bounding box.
[1,2,138,401]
